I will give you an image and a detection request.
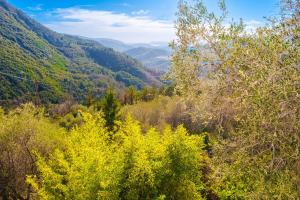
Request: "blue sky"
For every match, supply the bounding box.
[7,0,280,43]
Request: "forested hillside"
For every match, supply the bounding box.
[95,38,171,72]
[0,0,299,199]
[0,0,160,106]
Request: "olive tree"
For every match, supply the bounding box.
[169,0,300,198]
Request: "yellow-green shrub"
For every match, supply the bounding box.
[0,104,65,199]
[30,112,213,200]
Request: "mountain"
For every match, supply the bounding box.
[93,38,171,72]
[93,38,133,52]
[125,47,171,72]
[0,0,161,106]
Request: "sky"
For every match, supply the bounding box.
[7,0,280,43]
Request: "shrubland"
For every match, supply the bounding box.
[28,113,213,200]
[0,0,299,199]
[122,96,204,133]
[0,104,213,199]
[0,104,66,199]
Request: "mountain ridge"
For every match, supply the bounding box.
[94,38,171,72]
[0,0,161,106]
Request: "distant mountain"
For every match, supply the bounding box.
[0,0,161,106]
[125,47,170,72]
[93,38,133,52]
[93,38,172,72]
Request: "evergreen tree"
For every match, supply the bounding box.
[126,86,137,105]
[101,87,120,131]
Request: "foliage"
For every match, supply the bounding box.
[29,112,213,200]
[0,104,65,199]
[49,100,89,130]
[122,96,204,133]
[0,37,65,105]
[99,88,121,131]
[121,86,138,105]
[115,71,145,89]
[169,0,300,198]
[1,0,299,199]
[120,86,163,105]
[0,0,161,107]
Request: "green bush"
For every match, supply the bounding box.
[29,113,213,200]
[0,104,66,199]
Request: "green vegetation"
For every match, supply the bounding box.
[0,104,66,199]
[0,0,161,106]
[98,88,121,131]
[0,0,299,199]
[122,96,202,133]
[169,0,300,198]
[0,103,213,199]
[28,113,212,200]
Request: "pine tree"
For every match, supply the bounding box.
[101,87,120,131]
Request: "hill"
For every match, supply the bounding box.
[125,47,170,72]
[94,38,171,72]
[0,0,161,106]
[93,38,133,52]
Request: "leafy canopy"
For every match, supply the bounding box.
[169,0,300,198]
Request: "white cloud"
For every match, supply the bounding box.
[131,9,150,16]
[45,8,175,43]
[43,7,262,43]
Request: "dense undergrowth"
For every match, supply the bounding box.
[0,0,299,199]
[0,104,215,200]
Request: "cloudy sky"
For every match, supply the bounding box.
[7,0,280,43]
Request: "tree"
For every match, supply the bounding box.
[140,87,157,102]
[123,86,137,105]
[169,0,300,198]
[0,104,65,199]
[101,87,121,131]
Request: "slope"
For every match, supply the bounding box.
[0,0,161,106]
[94,38,171,72]
[125,47,171,72]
